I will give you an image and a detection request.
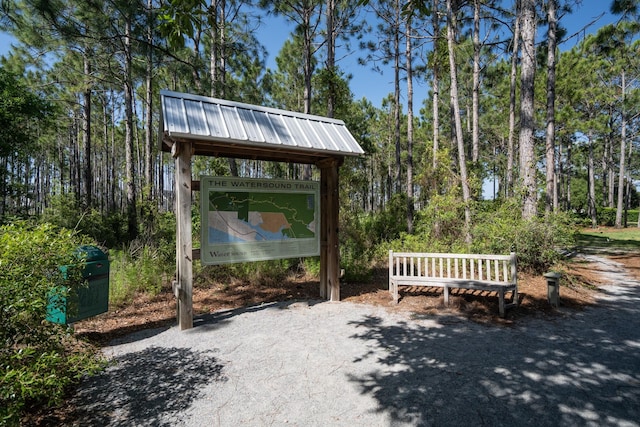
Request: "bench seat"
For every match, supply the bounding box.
[389,251,519,317]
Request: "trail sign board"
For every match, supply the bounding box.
[200,176,320,265]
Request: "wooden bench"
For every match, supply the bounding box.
[389,250,518,317]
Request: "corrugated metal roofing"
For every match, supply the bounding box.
[160,90,364,158]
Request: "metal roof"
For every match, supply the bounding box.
[160,90,364,162]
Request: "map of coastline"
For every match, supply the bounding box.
[207,191,316,243]
[200,177,320,264]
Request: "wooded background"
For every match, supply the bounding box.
[1,0,639,244]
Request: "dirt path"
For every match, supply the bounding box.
[61,252,640,426]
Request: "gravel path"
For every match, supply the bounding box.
[70,254,640,426]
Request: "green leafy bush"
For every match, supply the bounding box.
[109,244,170,306]
[338,195,409,281]
[374,193,471,258]
[572,206,640,228]
[41,193,127,247]
[597,208,617,227]
[196,258,296,288]
[410,193,470,252]
[42,195,177,307]
[379,198,577,275]
[302,256,321,278]
[598,207,639,226]
[339,246,374,282]
[338,214,375,281]
[0,222,103,425]
[472,201,577,273]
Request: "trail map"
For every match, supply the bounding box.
[200,177,320,264]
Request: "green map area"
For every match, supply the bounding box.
[200,177,320,264]
[208,191,316,242]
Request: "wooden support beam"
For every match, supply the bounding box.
[175,141,193,330]
[320,171,328,299]
[319,158,340,301]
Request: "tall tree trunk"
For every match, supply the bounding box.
[602,130,612,207]
[124,16,137,239]
[507,4,520,199]
[393,0,401,194]
[210,0,219,94]
[607,134,615,207]
[82,48,92,209]
[406,17,414,233]
[145,0,154,200]
[615,70,626,228]
[302,5,313,180]
[209,0,238,177]
[545,0,557,214]
[219,0,226,94]
[472,0,480,163]
[624,168,631,226]
[566,138,572,210]
[109,90,118,213]
[446,0,472,242]
[432,0,440,170]
[192,4,203,93]
[627,136,634,227]
[72,122,80,205]
[303,8,312,116]
[518,0,537,219]
[102,98,110,212]
[588,131,597,228]
[326,0,335,118]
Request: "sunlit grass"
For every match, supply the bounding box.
[577,226,640,253]
[109,246,170,307]
[580,227,640,240]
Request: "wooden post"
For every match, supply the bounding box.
[174,141,193,329]
[318,157,341,301]
[510,251,519,306]
[319,166,328,299]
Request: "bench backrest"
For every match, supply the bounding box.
[389,251,517,284]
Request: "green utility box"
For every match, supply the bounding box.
[47,245,110,324]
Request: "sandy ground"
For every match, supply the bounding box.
[56,252,640,427]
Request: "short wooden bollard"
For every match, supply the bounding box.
[544,272,562,308]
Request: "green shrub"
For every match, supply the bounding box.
[584,207,638,227]
[375,193,471,259]
[42,196,177,307]
[339,248,373,282]
[472,201,577,273]
[0,222,103,425]
[598,208,617,226]
[196,258,296,287]
[109,243,171,306]
[41,193,127,247]
[363,194,408,243]
[470,198,523,255]
[302,256,321,278]
[338,217,373,281]
[379,199,577,275]
[337,195,410,281]
[413,193,469,250]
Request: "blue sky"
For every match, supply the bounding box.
[254,0,619,108]
[0,1,630,198]
[0,0,618,108]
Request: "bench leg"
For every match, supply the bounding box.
[443,285,449,306]
[393,282,399,304]
[499,289,505,317]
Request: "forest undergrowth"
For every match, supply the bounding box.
[3,198,639,426]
